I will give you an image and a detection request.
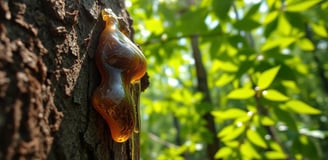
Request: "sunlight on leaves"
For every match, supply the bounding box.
[262,89,289,101]
[277,14,292,35]
[281,80,300,92]
[285,100,321,114]
[311,22,328,38]
[126,0,327,158]
[215,60,239,72]
[214,147,232,159]
[286,0,322,12]
[227,88,255,99]
[257,66,280,90]
[265,151,287,159]
[221,125,245,142]
[261,37,296,51]
[260,116,276,126]
[212,108,247,120]
[215,73,235,87]
[247,129,268,149]
[145,18,164,35]
[298,38,315,51]
[241,141,261,159]
[218,125,234,138]
[263,11,279,24]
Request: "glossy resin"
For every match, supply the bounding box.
[92,8,146,143]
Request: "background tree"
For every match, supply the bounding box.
[127,0,328,159]
[0,0,144,159]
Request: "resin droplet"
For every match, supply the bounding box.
[92,8,146,143]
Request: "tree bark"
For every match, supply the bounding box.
[0,0,141,159]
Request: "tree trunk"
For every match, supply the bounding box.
[0,0,141,159]
[191,35,219,160]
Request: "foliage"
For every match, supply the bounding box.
[127,0,328,159]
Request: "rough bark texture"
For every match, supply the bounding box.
[0,0,140,159]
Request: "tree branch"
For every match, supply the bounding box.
[190,35,219,160]
[147,132,178,148]
[140,32,222,46]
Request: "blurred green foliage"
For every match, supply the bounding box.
[126,0,328,159]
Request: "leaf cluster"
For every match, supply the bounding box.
[127,0,328,159]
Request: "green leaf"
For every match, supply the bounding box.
[227,88,255,99]
[212,108,247,120]
[261,37,296,51]
[270,141,284,152]
[257,66,281,90]
[261,14,279,37]
[262,89,289,101]
[222,125,245,141]
[219,124,246,142]
[298,38,315,51]
[260,39,279,51]
[218,125,235,138]
[285,100,321,114]
[145,18,163,35]
[264,11,279,24]
[265,151,287,159]
[234,18,261,31]
[311,22,328,38]
[178,8,208,35]
[266,0,276,8]
[212,0,233,20]
[247,129,268,149]
[273,107,298,131]
[225,141,239,148]
[277,14,292,35]
[261,116,276,126]
[214,147,232,159]
[215,74,235,87]
[241,141,261,159]
[219,61,238,72]
[287,0,322,12]
[284,12,305,31]
[281,80,300,92]
[244,3,261,18]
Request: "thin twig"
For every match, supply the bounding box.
[148,132,178,148]
[140,32,222,46]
